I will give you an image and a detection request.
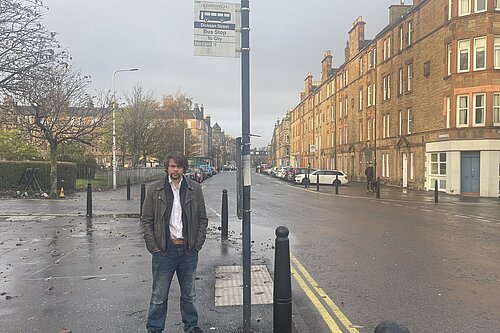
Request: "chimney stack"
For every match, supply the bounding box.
[347,16,366,61]
[321,50,333,82]
[389,4,411,25]
[304,73,313,96]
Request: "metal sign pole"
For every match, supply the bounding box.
[241,0,251,331]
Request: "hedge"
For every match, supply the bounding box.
[0,161,77,193]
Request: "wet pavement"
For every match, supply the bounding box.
[0,181,291,333]
[0,178,498,332]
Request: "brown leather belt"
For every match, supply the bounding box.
[172,238,184,245]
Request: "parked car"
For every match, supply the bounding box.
[287,167,314,182]
[199,164,213,177]
[295,169,348,185]
[189,168,207,183]
[280,166,293,180]
[262,166,273,175]
[275,166,288,178]
[185,167,195,180]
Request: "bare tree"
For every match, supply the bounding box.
[0,0,60,95]
[119,85,163,167]
[118,88,199,166]
[5,61,111,196]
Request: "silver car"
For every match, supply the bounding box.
[295,169,348,186]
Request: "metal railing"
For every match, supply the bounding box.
[76,166,164,189]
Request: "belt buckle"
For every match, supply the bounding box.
[172,238,184,245]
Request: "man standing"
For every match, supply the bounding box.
[142,152,208,333]
[365,161,374,192]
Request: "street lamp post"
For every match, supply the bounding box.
[112,68,138,191]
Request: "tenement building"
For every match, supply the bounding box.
[271,112,291,167]
[282,0,500,197]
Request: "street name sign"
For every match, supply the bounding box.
[194,1,240,58]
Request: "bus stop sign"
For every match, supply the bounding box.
[194,1,241,57]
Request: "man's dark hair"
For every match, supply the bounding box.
[164,152,189,170]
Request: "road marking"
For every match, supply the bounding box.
[291,254,360,333]
[290,264,343,332]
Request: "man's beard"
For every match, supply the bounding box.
[170,172,182,180]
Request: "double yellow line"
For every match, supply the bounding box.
[290,254,360,333]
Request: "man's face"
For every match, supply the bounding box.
[167,159,184,180]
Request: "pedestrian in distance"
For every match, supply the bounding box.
[141,152,208,333]
[305,163,311,188]
[365,161,374,192]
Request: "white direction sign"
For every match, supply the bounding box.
[194,1,240,58]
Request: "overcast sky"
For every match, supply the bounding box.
[42,0,409,148]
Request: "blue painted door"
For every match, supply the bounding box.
[461,152,480,193]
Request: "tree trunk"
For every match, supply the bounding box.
[49,144,58,197]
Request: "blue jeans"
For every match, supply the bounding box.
[146,244,199,332]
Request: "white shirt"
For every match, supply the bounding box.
[168,176,183,239]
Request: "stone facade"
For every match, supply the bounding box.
[279,0,500,197]
[271,112,291,167]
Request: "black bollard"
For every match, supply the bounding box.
[374,320,410,333]
[221,189,228,240]
[273,226,292,333]
[86,183,92,218]
[376,176,381,198]
[316,173,320,191]
[434,180,438,203]
[127,178,131,200]
[140,183,146,217]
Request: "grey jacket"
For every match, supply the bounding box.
[141,175,208,254]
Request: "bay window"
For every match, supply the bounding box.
[459,0,470,16]
[458,39,470,72]
[473,94,485,126]
[457,95,469,126]
[447,43,452,75]
[495,36,500,69]
[474,37,486,71]
[475,0,486,12]
[494,93,500,126]
[446,96,451,129]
